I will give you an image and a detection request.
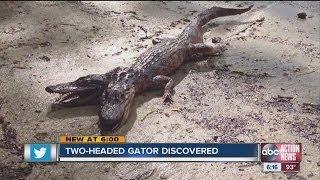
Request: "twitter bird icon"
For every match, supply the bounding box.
[24,144,57,162]
[34,147,46,159]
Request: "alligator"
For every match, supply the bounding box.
[46,5,253,132]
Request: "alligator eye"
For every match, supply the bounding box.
[120,72,126,77]
[77,77,86,81]
[112,74,118,79]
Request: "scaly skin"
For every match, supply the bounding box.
[46,5,253,133]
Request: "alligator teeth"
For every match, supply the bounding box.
[55,92,78,103]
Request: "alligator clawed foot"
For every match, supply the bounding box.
[152,38,162,45]
[218,44,227,52]
[213,44,227,55]
[163,93,173,104]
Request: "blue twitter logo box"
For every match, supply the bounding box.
[24,144,58,162]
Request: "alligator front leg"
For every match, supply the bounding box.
[153,75,174,103]
[188,43,226,57]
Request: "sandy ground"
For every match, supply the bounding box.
[0,1,319,179]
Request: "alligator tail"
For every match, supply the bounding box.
[196,5,253,27]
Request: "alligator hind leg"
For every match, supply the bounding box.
[153,75,174,103]
[188,43,226,57]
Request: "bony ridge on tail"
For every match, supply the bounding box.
[46,5,253,133]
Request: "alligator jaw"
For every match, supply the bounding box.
[55,92,80,104]
[46,84,100,106]
[49,90,100,107]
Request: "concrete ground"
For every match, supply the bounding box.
[0,1,319,179]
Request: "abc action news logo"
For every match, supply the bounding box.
[261,143,302,162]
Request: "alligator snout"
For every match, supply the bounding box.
[45,86,54,93]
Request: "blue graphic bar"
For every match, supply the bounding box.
[59,143,259,162]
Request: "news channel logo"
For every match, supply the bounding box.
[261,143,279,162]
[260,143,302,162]
[24,144,58,162]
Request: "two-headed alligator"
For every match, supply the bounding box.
[46,5,253,132]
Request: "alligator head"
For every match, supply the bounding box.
[45,74,107,106]
[98,84,136,132]
[45,67,136,133]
